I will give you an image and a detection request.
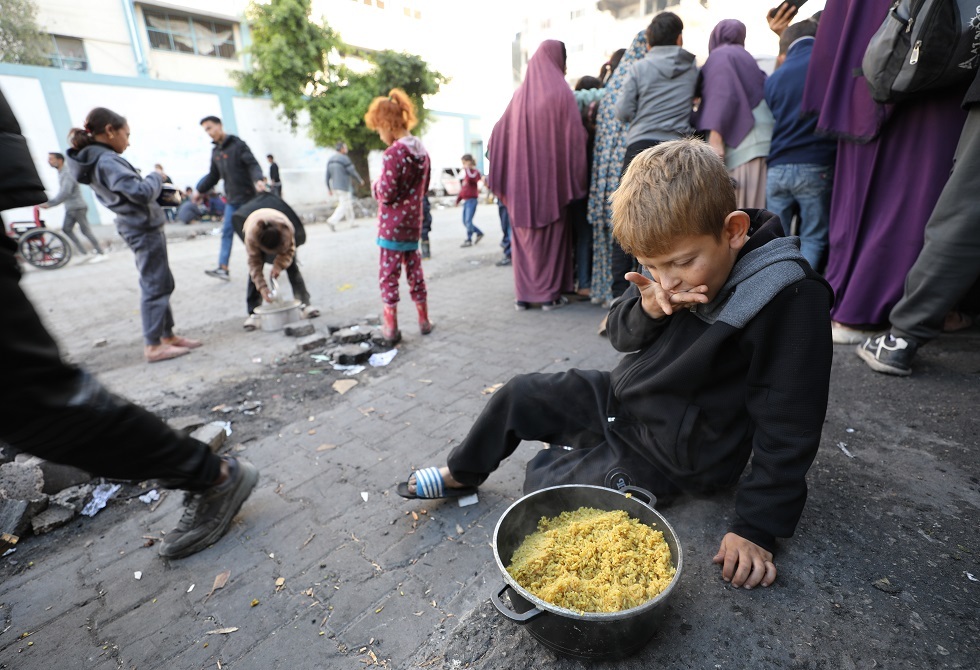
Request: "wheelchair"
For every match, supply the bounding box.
[4,206,72,270]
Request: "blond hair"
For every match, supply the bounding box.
[364,88,418,132]
[611,138,735,257]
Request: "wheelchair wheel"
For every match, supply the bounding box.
[18,228,73,270]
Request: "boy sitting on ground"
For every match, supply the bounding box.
[398,138,833,589]
[240,207,319,330]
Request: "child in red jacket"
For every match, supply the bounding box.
[456,154,484,247]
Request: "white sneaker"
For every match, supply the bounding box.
[301,304,321,318]
[243,314,261,331]
[87,253,109,264]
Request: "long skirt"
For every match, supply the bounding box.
[511,214,574,303]
[826,90,966,327]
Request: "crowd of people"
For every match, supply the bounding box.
[492,1,977,378]
[0,0,975,585]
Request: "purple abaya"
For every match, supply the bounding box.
[488,40,588,303]
[803,0,968,327]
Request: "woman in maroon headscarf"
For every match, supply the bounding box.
[693,19,772,209]
[802,0,967,343]
[487,40,588,310]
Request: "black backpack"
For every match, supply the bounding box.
[862,0,980,104]
[231,192,306,247]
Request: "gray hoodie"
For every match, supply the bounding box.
[616,45,698,145]
[45,165,88,211]
[67,143,164,233]
[325,151,364,193]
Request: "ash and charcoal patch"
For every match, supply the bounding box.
[0,318,404,557]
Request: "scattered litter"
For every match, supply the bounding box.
[204,570,231,603]
[481,383,504,395]
[206,627,238,635]
[134,571,142,580]
[93,338,108,348]
[332,379,358,395]
[3,548,16,557]
[332,363,365,375]
[187,584,195,593]
[310,354,330,363]
[455,524,464,535]
[369,349,398,367]
[966,572,978,582]
[81,483,122,517]
[308,429,317,435]
[458,493,479,507]
[418,379,432,384]
[275,577,285,592]
[252,357,262,364]
[837,442,854,458]
[250,599,260,607]
[360,492,369,502]
[211,404,233,414]
[337,283,354,292]
[358,407,375,416]
[138,490,160,504]
[316,444,337,452]
[846,428,855,433]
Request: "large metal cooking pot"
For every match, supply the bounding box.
[491,484,683,660]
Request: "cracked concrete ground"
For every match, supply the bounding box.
[1,206,977,669]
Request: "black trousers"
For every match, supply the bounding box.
[246,254,311,314]
[0,240,220,491]
[446,370,680,496]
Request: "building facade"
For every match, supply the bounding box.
[1,0,481,225]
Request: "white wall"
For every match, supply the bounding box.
[231,97,333,208]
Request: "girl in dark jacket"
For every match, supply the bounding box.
[67,107,201,362]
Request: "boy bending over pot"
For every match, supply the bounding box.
[398,138,833,589]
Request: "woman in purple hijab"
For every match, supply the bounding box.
[488,40,588,310]
[693,19,772,209]
[802,0,968,342]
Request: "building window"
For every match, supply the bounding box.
[144,9,236,59]
[47,35,88,71]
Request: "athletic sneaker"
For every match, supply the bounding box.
[158,457,259,559]
[205,267,230,281]
[856,333,918,376]
[460,239,473,248]
[87,253,109,264]
[474,233,484,245]
[243,313,260,331]
[495,256,512,267]
[541,296,569,312]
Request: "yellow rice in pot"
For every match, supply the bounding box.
[506,507,675,613]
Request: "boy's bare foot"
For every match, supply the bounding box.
[162,335,203,349]
[145,343,190,363]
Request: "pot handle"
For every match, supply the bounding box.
[491,584,545,624]
[622,485,658,509]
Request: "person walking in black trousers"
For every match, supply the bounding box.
[858,69,980,376]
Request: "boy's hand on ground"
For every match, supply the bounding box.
[625,271,708,319]
[713,532,776,589]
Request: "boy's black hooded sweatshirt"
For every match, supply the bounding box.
[606,210,833,551]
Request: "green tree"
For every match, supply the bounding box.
[235,0,342,129]
[0,0,50,66]
[307,50,447,190]
[237,0,447,194]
